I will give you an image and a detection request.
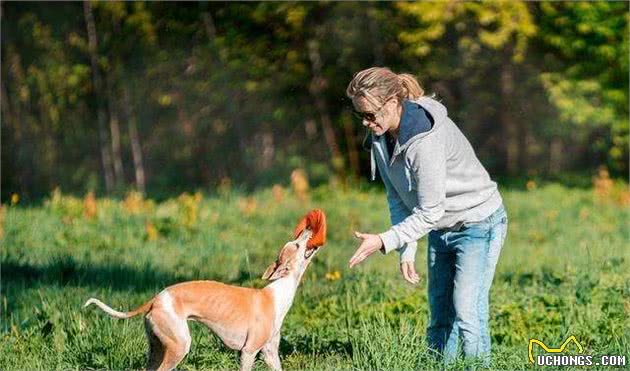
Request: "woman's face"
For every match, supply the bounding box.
[353,95,401,137]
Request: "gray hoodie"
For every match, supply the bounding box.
[372,96,503,262]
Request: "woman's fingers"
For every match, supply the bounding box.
[400,262,420,284]
[349,233,379,268]
[349,246,370,268]
[400,263,411,283]
[410,265,419,284]
[409,264,420,283]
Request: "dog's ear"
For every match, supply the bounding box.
[262,262,278,280]
[262,261,290,281]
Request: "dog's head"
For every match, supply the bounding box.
[262,209,327,281]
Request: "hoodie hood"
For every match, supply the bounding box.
[369,96,448,181]
[393,96,448,156]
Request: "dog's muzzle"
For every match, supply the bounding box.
[304,247,318,259]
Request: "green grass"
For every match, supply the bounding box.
[1,183,629,370]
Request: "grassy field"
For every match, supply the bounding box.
[1,181,629,370]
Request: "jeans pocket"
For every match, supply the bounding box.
[461,222,492,240]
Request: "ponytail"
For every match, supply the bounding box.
[397,73,424,100]
[347,67,424,104]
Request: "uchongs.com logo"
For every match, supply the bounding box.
[528,335,626,367]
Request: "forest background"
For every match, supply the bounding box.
[2,2,628,201]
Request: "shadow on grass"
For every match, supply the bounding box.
[2,254,274,303]
[2,255,192,293]
[279,336,352,359]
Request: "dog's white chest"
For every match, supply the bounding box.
[267,277,297,331]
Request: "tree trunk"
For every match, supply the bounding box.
[201,8,249,183]
[83,0,114,194]
[342,112,360,181]
[1,61,20,192]
[106,72,125,190]
[1,70,15,137]
[5,49,34,196]
[500,48,520,176]
[548,137,563,174]
[307,39,344,174]
[122,85,146,195]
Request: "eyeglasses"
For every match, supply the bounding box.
[352,98,391,123]
[352,109,378,122]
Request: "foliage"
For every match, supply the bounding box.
[2,2,628,201]
[537,2,629,170]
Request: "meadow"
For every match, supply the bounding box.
[1,179,629,370]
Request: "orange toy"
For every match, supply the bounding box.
[293,209,327,248]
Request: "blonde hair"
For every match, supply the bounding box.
[346,67,424,106]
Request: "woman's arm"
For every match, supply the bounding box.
[379,134,447,252]
[382,163,418,263]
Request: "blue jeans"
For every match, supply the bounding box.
[426,205,508,364]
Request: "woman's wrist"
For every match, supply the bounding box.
[379,230,400,254]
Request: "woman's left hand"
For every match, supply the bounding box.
[400,261,420,284]
[349,231,384,268]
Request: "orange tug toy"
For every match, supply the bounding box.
[84,209,327,371]
[294,208,327,248]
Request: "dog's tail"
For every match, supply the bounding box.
[84,297,153,319]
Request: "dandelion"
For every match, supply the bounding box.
[545,209,559,221]
[83,191,97,219]
[10,193,19,205]
[290,168,309,202]
[617,189,630,206]
[145,222,159,241]
[325,271,341,281]
[593,166,613,202]
[272,184,285,203]
[237,197,257,216]
[123,191,146,215]
[528,230,545,244]
[177,193,200,227]
[526,180,537,191]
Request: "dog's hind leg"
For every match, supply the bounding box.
[145,317,165,371]
[145,311,191,371]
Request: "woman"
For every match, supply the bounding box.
[346,67,508,364]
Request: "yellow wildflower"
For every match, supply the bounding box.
[325,271,341,281]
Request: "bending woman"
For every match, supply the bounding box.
[347,67,508,364]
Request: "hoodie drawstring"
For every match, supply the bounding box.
[370,147,376,181]
[404,160,413,191]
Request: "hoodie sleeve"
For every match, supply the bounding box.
[379,158,418,262]
[379,133,446,252]
[382,184,418,262]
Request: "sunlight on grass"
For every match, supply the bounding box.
[1,183,628,370]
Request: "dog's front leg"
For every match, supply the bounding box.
[240,350,260,371]
[261,333,282,371]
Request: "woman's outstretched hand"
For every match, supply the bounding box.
[349,231,384,268]
[400,261,420,284]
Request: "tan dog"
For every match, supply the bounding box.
[84,210,327,371]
